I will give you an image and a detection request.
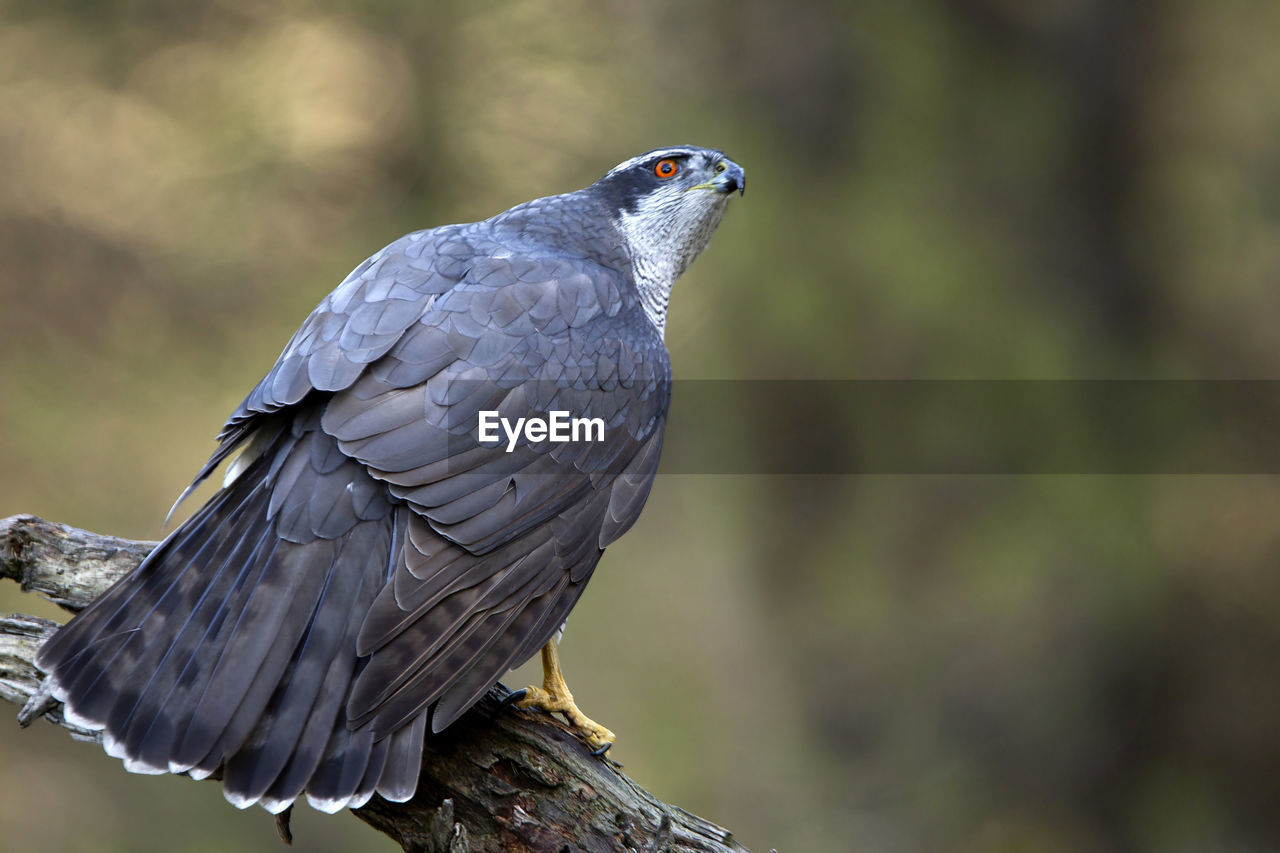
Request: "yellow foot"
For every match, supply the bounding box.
[514,642,616,754]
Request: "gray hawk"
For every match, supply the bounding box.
[35,146,745,813]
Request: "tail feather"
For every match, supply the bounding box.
[174,537,338,774]
[34,429,435,813]
[259,644,364,808]
[257,509,406,809]
[304,721,378,813]
[111,492,281,771]
[51,483,271,751]
[38,484,246,721]
[375,710,427,802]
[221,518,388,804]
[353,733,390,809]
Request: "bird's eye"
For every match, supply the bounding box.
[654,158,679,178]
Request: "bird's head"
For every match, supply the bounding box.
[592,145,745,332]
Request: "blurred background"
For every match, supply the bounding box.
[2,1,1280,851]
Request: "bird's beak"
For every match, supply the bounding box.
[690,158,746,196]
[711,159,745,196]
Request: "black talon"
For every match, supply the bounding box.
[590,741,614,757]
[493,687,528,719]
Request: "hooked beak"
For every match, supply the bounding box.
[711,158,745,196]
[690,157,746,196]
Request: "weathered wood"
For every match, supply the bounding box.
[0,514,155,612]
[0,514,752,853]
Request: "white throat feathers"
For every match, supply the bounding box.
[613,185,729,335]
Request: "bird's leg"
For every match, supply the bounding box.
[514,641,615,754]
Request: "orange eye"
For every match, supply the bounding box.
[654,158,679,178]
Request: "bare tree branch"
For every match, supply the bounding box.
[1,514,753,853]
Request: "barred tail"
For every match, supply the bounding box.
[35,426,423,812]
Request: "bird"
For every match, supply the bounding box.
[35,145,745,815]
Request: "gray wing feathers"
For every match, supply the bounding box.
[218,228,474,442]
[313,253,669,740]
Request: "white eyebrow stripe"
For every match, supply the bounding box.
[604,147,711,177]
